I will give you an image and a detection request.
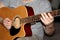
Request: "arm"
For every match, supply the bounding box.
[39,0,55,35]
[44,22,55,35]
[40,13,55,35]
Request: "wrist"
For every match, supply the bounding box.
[44,22,55,35]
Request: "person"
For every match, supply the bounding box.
[0,0,55,40]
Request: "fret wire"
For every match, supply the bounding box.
[20,14,40,24]
[50,9,60,17]
[20,9,60,24]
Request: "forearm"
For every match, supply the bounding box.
[44,22,55,35]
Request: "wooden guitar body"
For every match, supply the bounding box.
[0,5,60,40]
[0,6,34,40]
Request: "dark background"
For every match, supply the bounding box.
[44,0,60,40]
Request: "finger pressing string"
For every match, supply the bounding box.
[48,13,54,19]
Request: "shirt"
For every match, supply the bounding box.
[1,0,52,39]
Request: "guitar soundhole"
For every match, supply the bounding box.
[10,26,21,36]
[14,37,20,40]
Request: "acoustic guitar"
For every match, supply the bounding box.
[0,6,60,40]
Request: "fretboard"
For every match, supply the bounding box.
[20,9,60,24]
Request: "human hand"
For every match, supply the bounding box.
[40,13,55,35]
[40,13,54,26]
[12,17,20,29]
[3,18,12,29]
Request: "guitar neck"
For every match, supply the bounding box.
[0,9,60,24]
[20,9,60,24]
[50,9,60,17]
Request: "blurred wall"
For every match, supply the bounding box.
[50,0,60,10]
